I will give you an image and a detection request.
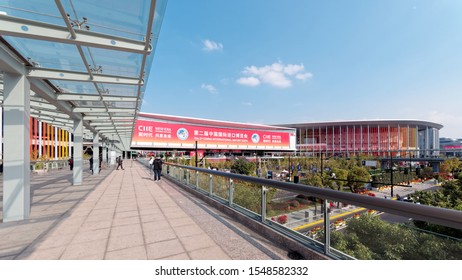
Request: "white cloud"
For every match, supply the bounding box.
[242,102,253,106]
[237,61,312,88]
[237,76,261,87]
[202,39,223,51]
[295,72,313,80]
[201,83,217,94]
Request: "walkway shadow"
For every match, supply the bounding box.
[0,166,112,259]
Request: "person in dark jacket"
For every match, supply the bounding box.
[153,156,163,181]
[89,156,93,174]
[116,156,124,170]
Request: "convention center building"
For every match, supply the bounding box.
[275,120,443,157]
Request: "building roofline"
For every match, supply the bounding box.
[138,112,295,131]
[274,119,444,130]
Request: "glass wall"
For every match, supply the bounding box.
[296,123,440,157]
[30,117,70,160]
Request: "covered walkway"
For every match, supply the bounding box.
[0,161,288,260]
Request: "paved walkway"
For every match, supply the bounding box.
[0,160,288,260]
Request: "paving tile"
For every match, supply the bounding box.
[142,221,171,232]
[115,206,138,213]
[110,223,142,237]
[31,233,75,249]
[107,233,144,252]
[89,208,116,217]
[0,245,28,259]
[188,246,231,260]
[146,239,185,260]
[105,246,147,260]
[180,234,217,252]
[60,239,107,259]
[144,227,177,244]
[168,217,195,227]
[173,224,205,238]
[112,216,140,227]
[160,253,191,260]
[73,253,105,260]
[80,220,112,231]
[71,227,110,244]
[164,211,189,220]
[17,246,66,260]
[115,210,139,219]
[140,214,168,224]
[85,213,114,223]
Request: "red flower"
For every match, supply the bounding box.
[277,215,288,224]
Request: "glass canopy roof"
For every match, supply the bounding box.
[0,0,168,151]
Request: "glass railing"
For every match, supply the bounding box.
[158,161,462,260]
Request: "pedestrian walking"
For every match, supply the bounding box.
[149,156,154,174]
[89,156,93,174]
[116,156,124,170]
[153,156,162,181]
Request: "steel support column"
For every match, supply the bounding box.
[2,72,31,222]
[93,132,99,175]
[73,117,83,185]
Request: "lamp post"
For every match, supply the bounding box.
[288,153,291,181]
[390,153,394,198]
[195,141,198,167]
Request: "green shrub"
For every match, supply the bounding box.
[289,200,300,208]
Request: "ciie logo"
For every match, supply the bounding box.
[177,128,189,140]
[251,133,260,144]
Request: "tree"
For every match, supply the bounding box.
[303,173,324,187]
[330,214,462,259]
[346,166,371,193]
[329,168,348,191]
[419,166,434,179]
[441,158,462,175]
[411,179,462,238]
[228,157,277,213]
[231,157,255,175]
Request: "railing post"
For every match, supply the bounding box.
[323,199,331,255]
[228,178,234,206]
[209,174,213,196]
[195,171,199,189]
[261,186,267,222]
[186,170,190,185]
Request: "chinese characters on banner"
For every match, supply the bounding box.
[131,120,295,150]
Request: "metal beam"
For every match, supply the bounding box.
[73,107,107,113]
[29,80,97,134]
[57,93,138,102]
[28,68,142,85]
[0,42,27,75]
[30,101,59,111]
[0,14,151,54]
[92,121,133,125]
[98,129,133,133]
[83,115,135,120]
[83,116,111,121]
[73,107,134,113]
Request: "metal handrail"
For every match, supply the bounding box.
[165,162,462,230]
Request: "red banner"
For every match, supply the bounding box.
[131,120,295,150]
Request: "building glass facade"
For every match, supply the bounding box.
[30,117,70,161]
[278,120,442,157]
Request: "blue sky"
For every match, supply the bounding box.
[141,0,462,138]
